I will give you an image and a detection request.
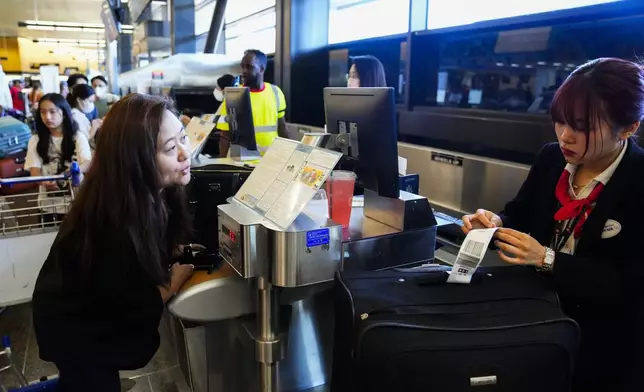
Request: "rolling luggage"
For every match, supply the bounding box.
[332,266,580,392]
[187,164,253,251]
[0,116,31,158]
[0,151,37,195]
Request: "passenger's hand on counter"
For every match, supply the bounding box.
[171,262,195,288]
[160,263,195,303]
[494,228,545,267]
[461,209,503,234]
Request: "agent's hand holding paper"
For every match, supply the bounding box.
[494,228,546,267]
[447,228,498,284]
[461,209,503,234]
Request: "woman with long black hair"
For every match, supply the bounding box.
[32,94,195,391]
[24,93,92,223]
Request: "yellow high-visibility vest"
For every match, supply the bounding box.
[217,82,286,156]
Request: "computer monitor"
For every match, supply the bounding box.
[324,87,400,198]
[224,87,257,152]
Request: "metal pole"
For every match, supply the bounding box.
[257,276,279,392]
[204,0,228,53]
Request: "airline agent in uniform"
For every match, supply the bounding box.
[462,58,644,392]
[217,49,287,157]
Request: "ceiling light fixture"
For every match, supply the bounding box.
[34,38,107,48]
[26,25,55,31]
[24,21,104,28]
[19,21,133,34]
[38,38,106,44]
[55,27,84,32]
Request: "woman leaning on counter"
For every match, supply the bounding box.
[32,94,195,391]
[463,58,644,391]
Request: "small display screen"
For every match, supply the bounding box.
[222,225,237,242]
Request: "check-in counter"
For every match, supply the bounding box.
[168,191,436,392]
[169,265,334,392]
[168,112,542,391]
[395,108,553,265]
[397,142,530,216]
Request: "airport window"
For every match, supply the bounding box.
[426,0,622,30]
[424,15,644,114]
[328,0,410,45]
[194,0,217,37]
[225,0,276,23]
[224,8,277,57]
[225,27,276,58]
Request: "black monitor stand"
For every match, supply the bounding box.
[224,87,261,162]
[317,87,437,231]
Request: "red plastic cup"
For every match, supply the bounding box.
[325,170,356,229]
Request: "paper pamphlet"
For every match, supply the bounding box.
[447,228,498,284]
[398,156,407,176]
[234,137,343,230]
[201,113,217,123]
[186,117,216,158]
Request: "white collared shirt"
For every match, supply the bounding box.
[557,142,627,254]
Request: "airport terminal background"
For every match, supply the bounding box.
[1,0,644,391]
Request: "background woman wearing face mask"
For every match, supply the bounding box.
[66,73,100,121]
[347,55,387,88]
[68,84,102,148]
[462,58,644,391]
[32,94,194,391]
[91,75,120,118]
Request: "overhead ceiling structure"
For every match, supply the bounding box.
[0,0,106,41]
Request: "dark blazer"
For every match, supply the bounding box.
[500,139,644,391]
[32,231,164,370]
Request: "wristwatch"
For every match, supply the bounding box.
[537,247,556,273]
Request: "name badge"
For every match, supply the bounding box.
[601,219,622,239]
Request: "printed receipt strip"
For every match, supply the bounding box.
[447,228,498,284]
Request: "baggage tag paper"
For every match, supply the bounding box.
[447,228,497,284]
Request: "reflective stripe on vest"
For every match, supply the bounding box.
[270,83,280,127]
[255,125,277,133]
[252,84,280,134]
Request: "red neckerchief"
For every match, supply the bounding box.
[553,169,604,238]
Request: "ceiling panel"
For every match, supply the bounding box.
[0,0,105,40]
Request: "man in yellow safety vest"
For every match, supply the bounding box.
[217,49,287,157]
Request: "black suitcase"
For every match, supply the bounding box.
[187,164,253,251]
[332,266,580,392]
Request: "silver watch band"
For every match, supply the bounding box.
[537,247,556,273]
